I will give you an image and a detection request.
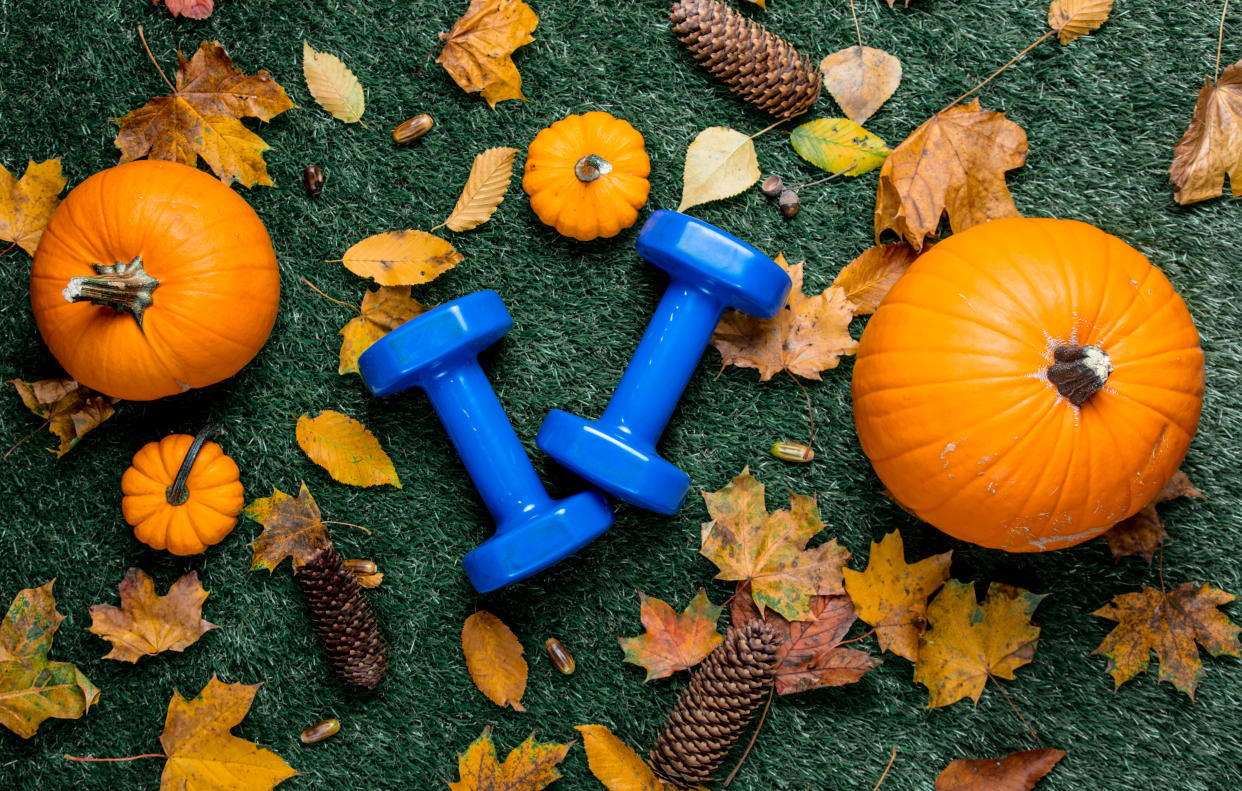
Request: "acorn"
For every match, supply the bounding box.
[778,189,799,218]
[392,114,434,144]
[760,175,784,198]
[302,165,325,197]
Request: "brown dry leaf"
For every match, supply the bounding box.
[819,46,902,125]
[440,147,518,232]
[1092,581,1241,699]
[913,580,1045,708]
[617,590,723,681]
[88,569,216,663]
[842,529,952,661]
[1103,469,1203,563]
[338,286,432,376]
[449,727,570,791]
[831,242,918,315]
[244,484,331,571]
[159,675,296,790]
[337,230,463,286]
[115,41,293,188]
[1170,60,1242,205]
[158,0,214,19]
[462,611,527,711]
[295,410,401,488]
[700,468,849,622]
[935,749,1066,791]
[10,378,118,458]
[0,159,66,256]
[711,255,857,381]
[1047,0,1113,45]
[354,572,383,589]
[874,99,1028,251]
[437,0,538,108]
[576,724,668,791]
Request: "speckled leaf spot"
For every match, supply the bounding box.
[449,727,570,791]
[789,118,890,175]
[336,230,463,286]
[244,484,331,571]
[618,589,724,681]
[295,410,401,488]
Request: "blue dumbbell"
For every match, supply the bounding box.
[358,290,614,593]
[537,210,792,514]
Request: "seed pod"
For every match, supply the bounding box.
[300,718,340,744]
[344,559,377,575]
[778,189,799,218]
[771,441,814,462]
[761,175,784,198]
[302,165,325,197]
[392,114,433,144]
[544,638,575,675]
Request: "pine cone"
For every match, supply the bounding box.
[670,0,821,120]
[293,546,389,689]
[649,620,783,788]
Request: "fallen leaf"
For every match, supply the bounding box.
[160,675,296,790]
[1169,60,1242,205]
[790,118,890,175]
[462,611,527,711]
[935,749,1066,791]
[338,286,432,376]
[441,147,518,232]
[157,0,214,19]
[842,529,952,661]
[913,580,1044,708]
[0,159,66,256]
[618,590,724,681]
[711,255,857,381]
[576,724,667,791]
[1048,0,1113,45]
[450,727,570,791]
[0,581,99,739]
[1092,581,1241,699]
[115,41,293,187]
[337,230,463,286]
[88,569,216,663]
[303,41,365,123]
[874,99,1028,250]
[819,46,902,125]
[437,0,538,108]
[10,378,118,458]
[831,242,918,315]
[678,126,761,211]
[244,484,331,571]
[354,572,383,589]
[1103,470,1204,563]
[700,467,849,622]
[296,410,401,489]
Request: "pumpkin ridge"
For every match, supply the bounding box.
[900,249,1049,342]
[1099,289,1195,364]
[875,298,1046,355]
[1092,265,1170,349]
[1099,383,1199,440]
[148,301,258,351]
[1086,393,1146,520]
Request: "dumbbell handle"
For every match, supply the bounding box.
[599,283,723,445]
[422,363,552,532]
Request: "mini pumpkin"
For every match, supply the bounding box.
[523,111,651,241]
[852,217,1204,552]
[30,160,280,401]
[122,426,244,555]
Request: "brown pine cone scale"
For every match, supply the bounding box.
[293,546,389,689]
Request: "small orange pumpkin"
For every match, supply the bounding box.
[852,217,1204,552]
[523,111,651,241]
[122,426,244,555]
[30,160,280,401]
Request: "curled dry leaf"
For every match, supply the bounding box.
[1103,469,1203,563]
[0,158,66,255]
[338,286,431,375]
[296,410,401,489]
[244,484,332,571]
[1170,60,1242,205]
[831,242,918,315]
[88,569,216,663]
[576,724,667,791]
[1047,0,1113,45]
[158,0,214,19]
[437,0,538,108]
[10,378,118,458]
[679,126,760,211]
[302,41,365,123]
[462,611,527,711]
[617,590,724,681]
[790,118,890,175]
[338,230,463,286]
[819,46,902,125]
[441,146,518,232]
[449,727,570,791]
[935,749,1066,791]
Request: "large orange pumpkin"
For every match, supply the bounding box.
[30,160,280,401]
[852,217,1204,552]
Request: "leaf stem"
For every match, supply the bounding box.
[300,277,360,313]
[137,26,176,94]
[0,241,17,257]
[1217,0,1231,82]
[322,520,373,535]
[836,627,876,647]
[64,754,166,763]
[850,0,863,49]
[748,119,784,141]
[871,747,898,791]
[987,672,1038,744]
[786,162,857,191]
[784,369,815,457]
[938,30,1056,115]
[3,418,51,461]
[722,684,774,787]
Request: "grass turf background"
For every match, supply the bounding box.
[2,0,1241,788]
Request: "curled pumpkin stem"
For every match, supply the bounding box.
[574,154,612,182]
[1047,344,1112,407]
[62,255,159,327]
[166,424,223,506]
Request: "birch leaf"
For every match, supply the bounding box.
[790,118,890,176]
[337,230,462,286]
[303,41,365,123]
[441,147,518,232]
[819,46,902,125]
[679,126,760,211]
[295,410,401,489]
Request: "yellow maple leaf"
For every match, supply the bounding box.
[244,484,332,571]
[462,611,527,711]
[437,0,538,108]
[617,590,723,681]
[10,378,118,458]
[449,727,570,791]
[576,724,670,791]
[338,286,432,376]
[295,410,401,488]
[337,230,463,286]
[1170,60,1242,205]
[88,569,216,663]
[302,41,365,123]
[438,147,519,232]
[831,242,918,315]
[0,159,66,256]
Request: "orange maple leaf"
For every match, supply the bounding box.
[88,569,216,663]
[576,724,669,791]
[449,727,569,791]
[710,255,857,381]
[618,590,723,681]
[831,242,918,315]
[1170,60,1242,205]
[462,611,527,711]
[339,286,431,375]
[10,378,118,458]
[243,484,331,571]
[1103,469,1203,563]
[935,748,1066,791]
[0,159,66,256]
[115,41,293,187]
[437,0,538,108]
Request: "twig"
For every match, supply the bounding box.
[65,754,166,763]
[786,162,857,191]
[322,520,373,535]
[3,419,50,461]
[938,30,1056,114]
[137,26,176,94]
[722,684,774,787]
[849,0,863,49]
[784,369,815,453]
[1217,0,1231,82]
[300,276,360,313]
[748,119,785,141]
[987,672,1038,744]
[871,747,898,791]
[0,241,17,257]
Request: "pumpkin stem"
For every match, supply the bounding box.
[574,154,612,183]
[1047,344,1112,407]
[62,256,159,328]
[166,424,223,506]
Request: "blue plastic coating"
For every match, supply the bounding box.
[358,291,614,593]
[537,211,793,515]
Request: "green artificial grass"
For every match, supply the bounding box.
[2,0,1241,788]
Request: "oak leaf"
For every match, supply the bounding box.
[1103,469,1203,563]
[450,727,570,791]
[0,581,100,739]
[874,99,1028,250]
[831,242,918,315]
[437,0,538,108]
[842,529,951,661]
[157,0,214,19]
[338,230,463,286]
[159,676,296,790]
[820,47,902,125]
[1170,60,1242,205]
[338,286,431,375]
[679,127,761,211]
[296,410,401,488]
[576,724,669,791]
[618,590,723,681]
[244,484,331,571]
[0,159,66,256]
[790,118,890,175]
[935,749,1066,791]
[88,569,216,663]
[115,41,293,187]
[1048,0,1113,45]
[1092,581,1241,699]
[913,580,1044,708]
[711,255,857,381]
[700,467,849,622]
[303,41,365,123]
[440,147,518,232]
[462,611,527,711]
[10,378,118,458]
